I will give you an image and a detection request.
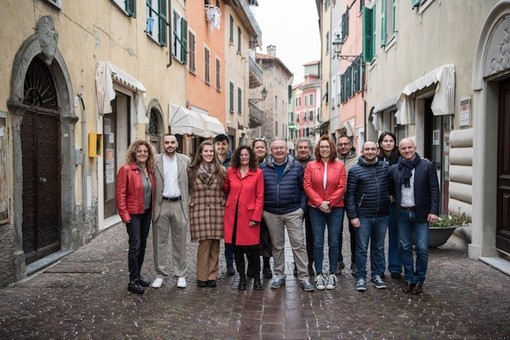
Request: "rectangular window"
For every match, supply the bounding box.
[188,31,196,73]
[341,11,349,42]
[204,47,210,85]
[229,15,234,43]
[309,110,314,121]
[173,10,188,63]
[237,27,242,53]
[229,81,234,113]
[381,0,396,46]
[146,0,168,45]
[237,87,242,114]
[215,58,221,91]
[310,93,314,106]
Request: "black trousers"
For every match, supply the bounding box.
[234,245,260,276]
[126,209,152,281]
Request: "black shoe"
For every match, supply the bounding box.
[263,266,272,279]
[391,272,402,279]
[227,263,235,276]
[128,280,145,294]
[402,282,416,294]
[253,277,262,291]
[412,283,423,295]
[238,276,247,290]
[293,264,298,277]
[206,280,217,288]
[137,276,151,287]
[197,280,207,288]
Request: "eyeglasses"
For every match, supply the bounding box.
[338,143,351,147]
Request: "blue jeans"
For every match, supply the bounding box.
[126,209,152,281]
[309,207,343,275]
[355,216,389,280]
[387,203,402,274]
[398,209,429,284]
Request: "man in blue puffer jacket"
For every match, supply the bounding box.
[346,141,393,292]
[261,137,314,292]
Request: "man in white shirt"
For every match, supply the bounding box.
[152,134,191,289]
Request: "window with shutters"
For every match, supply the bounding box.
[381,0,397,47]
[229,81,234,113]
[340,11,349,42]
[363,6,375,63]
[229,15,234,44]
[146,0,168,45]
[204,47,210,85]
[237,27,242,53]
[112,0,136,17]
[215,58,221,91]
[173,10,187,63]
[237,87,242,114]
[188,31,196,73]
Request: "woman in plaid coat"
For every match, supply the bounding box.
[188,140,226,288]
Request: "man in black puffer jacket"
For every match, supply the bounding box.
[346,141,393,292]
[261,138,314,292]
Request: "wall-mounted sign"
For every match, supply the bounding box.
[459,96,471,127]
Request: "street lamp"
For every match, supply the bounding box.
[249,87,268,105]
[332,33,364,65]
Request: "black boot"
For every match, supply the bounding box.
[253,275,262,291]
[238,275,247,290]
[128,280,144,294]
[227,262,235,276]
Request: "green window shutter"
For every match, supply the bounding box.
[363,7,374,63]
[126,0,136,17]
[181,19,188,64]
[381,0,387,46]
[159,0,168,45]
[229,16,234,43]
[229,82,234,112]
[411,0,420,9]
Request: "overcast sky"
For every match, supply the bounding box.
[252,0,321,85]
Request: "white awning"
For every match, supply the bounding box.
[169,104,206,136]
[95,61,146,115]
[201,114,226,137]
[373,94,400,114]
[168,104,225,137]
[397,65,455,124]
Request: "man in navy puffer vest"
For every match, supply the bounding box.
[261,138,314,292]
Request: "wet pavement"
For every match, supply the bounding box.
[1,222,510,339]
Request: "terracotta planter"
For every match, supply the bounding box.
[428,226,457,247]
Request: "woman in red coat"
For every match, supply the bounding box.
[224,145,264,290]
[116,140,156,294]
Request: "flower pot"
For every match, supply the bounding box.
[428,226,457,247]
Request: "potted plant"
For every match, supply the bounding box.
[429,212,471,247]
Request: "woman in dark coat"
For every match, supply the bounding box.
[377,131,402,278]
[188,140,226,288]
[224,145,264,290]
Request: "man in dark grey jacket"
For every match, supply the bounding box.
[261,138,314,292]
[346,141,392,292]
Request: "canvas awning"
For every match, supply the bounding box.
[95,61,146,115]
[168,104,225,137]
[397,65,455,124]
[371,94,400,130]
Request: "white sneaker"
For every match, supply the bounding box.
[151,277,164,288]
[315,274,326,290]
[326,274,337,290]
[177,277,187,289]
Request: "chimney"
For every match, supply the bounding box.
[267,45,276,58]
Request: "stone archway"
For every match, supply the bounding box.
[7,16,77,278]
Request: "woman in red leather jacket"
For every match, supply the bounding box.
[304,135,346,291]
[116,140,156,294]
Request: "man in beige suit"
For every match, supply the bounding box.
[152,134,190,289]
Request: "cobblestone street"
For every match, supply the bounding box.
[1,222,509,339]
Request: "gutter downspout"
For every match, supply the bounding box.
[77,93,89,215]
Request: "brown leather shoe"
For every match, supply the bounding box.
[412,283,423,295]
[402,282,416,294]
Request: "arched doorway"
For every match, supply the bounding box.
[21,57,62,263]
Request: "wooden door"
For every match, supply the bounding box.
[497,81,510,253]
[21,110,61,264]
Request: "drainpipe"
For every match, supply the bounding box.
[77,93,89,216]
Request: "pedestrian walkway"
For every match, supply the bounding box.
[1,222,509,339]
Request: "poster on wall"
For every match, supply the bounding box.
[459,96,471,127]
[0,116,8,224]
[105,149,115,184]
